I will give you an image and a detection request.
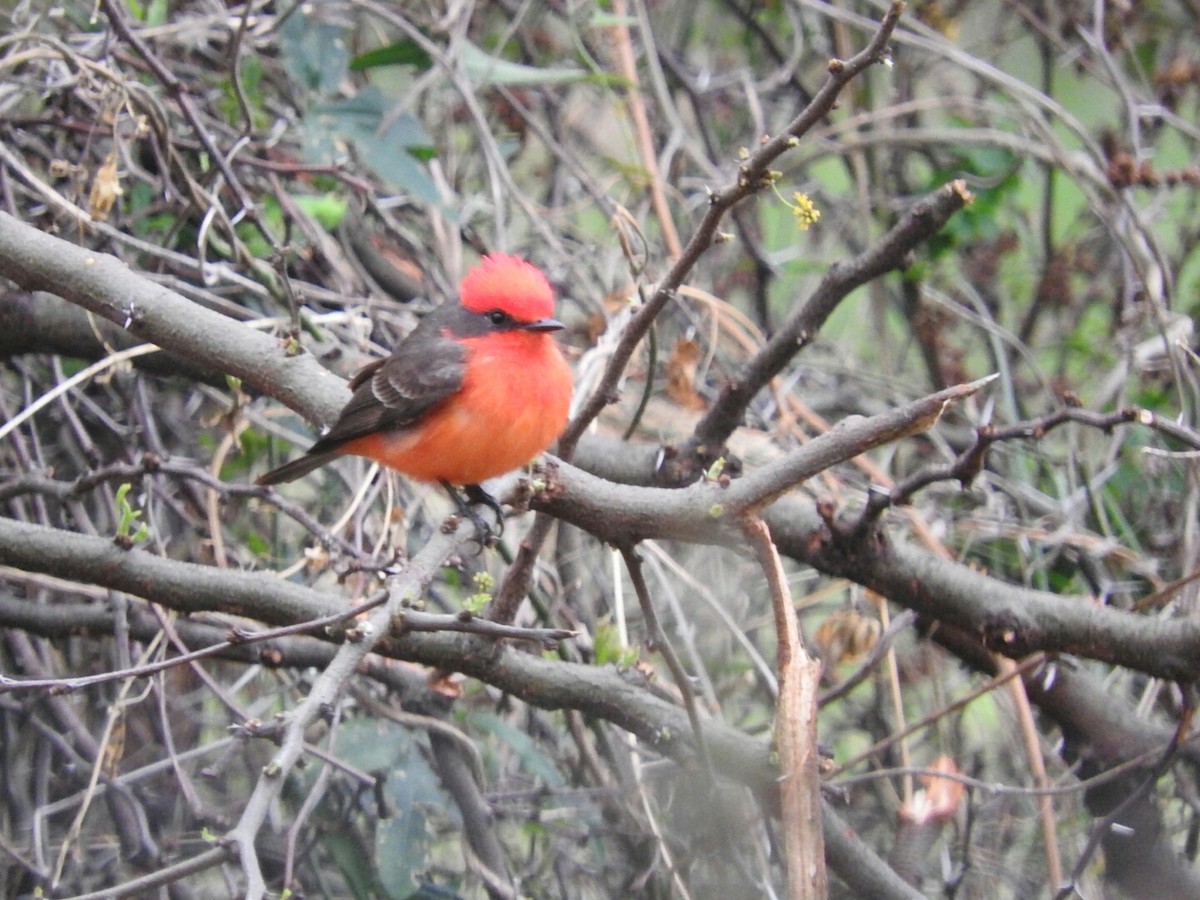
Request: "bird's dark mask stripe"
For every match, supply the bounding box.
[442,304,561,339]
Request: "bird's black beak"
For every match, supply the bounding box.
[524,317,565,333]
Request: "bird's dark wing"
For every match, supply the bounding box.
[256,304,478,486]
[305,330,467,455]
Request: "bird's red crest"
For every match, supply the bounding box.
[460,254,555,322]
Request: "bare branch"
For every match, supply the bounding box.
[534,377,992,543]
[0,212,347,426]
[556,1,907,460]
[743,516,825,899]
[683,181,974,468]
[225,521,466,898]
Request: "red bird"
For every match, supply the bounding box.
[257,254,573,533]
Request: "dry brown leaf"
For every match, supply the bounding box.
[88,153,123,221]
[814,610,881,666]
[900,755,966,825]
[665,338,707,411]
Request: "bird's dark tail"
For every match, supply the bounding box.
[256,450,341,486]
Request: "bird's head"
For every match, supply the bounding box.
[460,254,559,328]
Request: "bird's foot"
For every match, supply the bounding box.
[441,481,504,547]
[463,483,505,537]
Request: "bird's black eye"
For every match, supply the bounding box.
[486,310,510,327]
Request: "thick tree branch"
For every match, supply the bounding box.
[0,211,348,428]
[744,515,826,899]
[531,378,987,544]
[768,502,1200,682]
[0,517,764,776]
[526,471,1200,680]
[0,531,918,897]
[0,290,222,384]
[8,435,1200,684]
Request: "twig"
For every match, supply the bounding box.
[59,847,231,900]
[430,729,515,899]
[0,343,159,443]
[487,512,557,624]
[729,376,992,513]
[828,654,1048,778]
[51,635,162,887]
[998,656,1063,892]
[684,180,974,464]
[533,377,993,548]
[282,700,343,893]
[609,0,683,260]
[224,523,465,899]
[830,747,1183,798]
[619,545,710,769]
[395,608,575,644]
[0,592,388,694]
[97,0,279,254]
[0,212,347,424]
[1054,697,1197,898]
[819,609,917,706]
[557,1,906,460]
[743,515,825,899]
[0,453,370,561]
[860,404,1200,524]
[10,451,1200,686]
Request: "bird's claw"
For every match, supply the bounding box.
[441,481,504,548]
[463,484,505,538]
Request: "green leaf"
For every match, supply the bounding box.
[324,828,378,898]
[279,10,349,95]
[337,718,413,772]
[292,193,349,231]
[304,87,439,203]
[374,739,452,898]
[128,0,168,26]
[375,797,433,899]
[236,197,284,260]
[114,483,146,543]
[460,41,602,87]
[350,40,434,72]
[593,620,636,667]
[321,719,455,898]
[362,145,439,202]
[219,56,268,129]
[245,531,269,557]
[466,711,564,787]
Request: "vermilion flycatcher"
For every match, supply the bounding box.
[256,254,573,531]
